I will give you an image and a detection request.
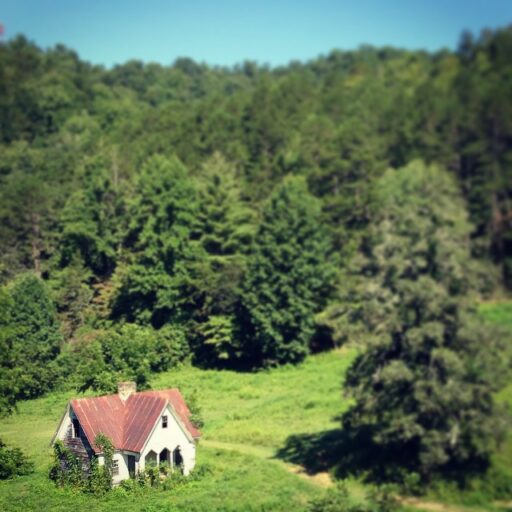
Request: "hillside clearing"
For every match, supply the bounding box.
[0,304,511,511]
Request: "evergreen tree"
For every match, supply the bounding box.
[242,75,288,195]
[59,160,122,277]
[193,153,255,362]
[196,152,254,262]
[111,155,204,327]
[341,161,507,480]
[238,176,336,366]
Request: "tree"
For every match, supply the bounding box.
[59,159,122,278]
[192,153,255,363]
[7,273,62,399]
[242,75,288,196]
[195,153,255,316]
[237,175,336,366]
[110,155,204,327]
[196,315,236,362]
[0,143,54,278]
[341,161,508,481]
[196,153,254,262]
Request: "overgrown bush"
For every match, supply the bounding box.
[0,438,34,479]
[49,434,114,494]
[90,433,114,494]
[48,440,85,488]
[119,463,212,492]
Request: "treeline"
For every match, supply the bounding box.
[0,27,511,416]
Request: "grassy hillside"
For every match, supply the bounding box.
[0,303,510,511]
[0,349,354,511]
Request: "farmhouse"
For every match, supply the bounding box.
[52,382,201,484]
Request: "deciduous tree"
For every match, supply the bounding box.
[341,161,507,480]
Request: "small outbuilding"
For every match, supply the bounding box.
[52,382,201,484]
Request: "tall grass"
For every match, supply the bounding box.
[0,349,355,511]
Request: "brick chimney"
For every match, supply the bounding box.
[118,381,136,401]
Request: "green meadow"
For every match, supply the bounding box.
[0,349,354,511]
[0,303,511,512]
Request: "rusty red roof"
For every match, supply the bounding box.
[70,388,200,453]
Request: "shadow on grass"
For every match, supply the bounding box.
[275,427,384,481]
[276,427,496,490]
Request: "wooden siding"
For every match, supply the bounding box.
[63,423,94,470]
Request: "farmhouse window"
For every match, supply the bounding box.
[112,459,119,476]
[162,415,168,428]
[72,418,80,438]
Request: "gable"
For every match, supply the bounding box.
[134,389,201,439]
[139,402,194,455]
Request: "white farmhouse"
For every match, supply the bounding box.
[52,382,201,484]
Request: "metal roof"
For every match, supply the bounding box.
[70,388,201,453]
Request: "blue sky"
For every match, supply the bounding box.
[1,0,511,67]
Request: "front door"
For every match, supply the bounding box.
[127,455,136,478]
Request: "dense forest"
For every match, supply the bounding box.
[1,26,512,489]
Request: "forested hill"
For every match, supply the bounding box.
[0,27,511,410]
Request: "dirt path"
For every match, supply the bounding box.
[399,497,476,512]
[201,439,502,512]
[202,439,333,488]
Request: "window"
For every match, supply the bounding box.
[145,450,157,467]
[112,459,119,476]
[159,449,170,471]
[162,415,168,429]
[72,418,80,438]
